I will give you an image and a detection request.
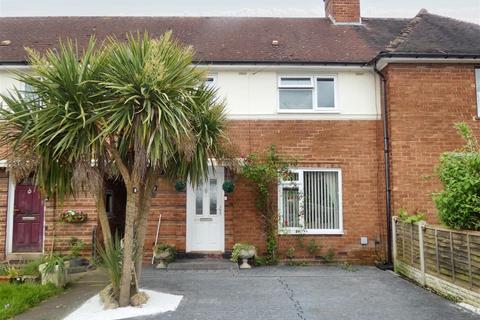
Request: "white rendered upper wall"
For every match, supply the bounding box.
[0,66,381,120]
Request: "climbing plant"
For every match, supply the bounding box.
[241,145,296,264]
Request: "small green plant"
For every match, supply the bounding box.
[68,237,86,259]
[230,243,256,263]
[398,208,425,224]
[306,240,321,258]
[20,259,43,276]
[254,256,267,266]
[97,235,123,300]
[341,262,358,272]
[5,266,20,278]
[323,248,335,263]
[42,254,65,274]
[153,243,177,263]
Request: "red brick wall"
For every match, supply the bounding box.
[1,119,386,265]
[0,170,8,259]
[384,64,479,223]
[325,0,361,24]
[225,120,385,264]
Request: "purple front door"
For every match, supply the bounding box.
[12,185,44,252]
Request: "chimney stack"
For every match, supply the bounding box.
[324,0,361,25]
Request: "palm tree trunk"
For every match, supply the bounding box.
[95,188,112,247]
[118,189,136,307]
[134,178,155,279]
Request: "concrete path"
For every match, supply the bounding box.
[14,269,108,320]
[132,265,478,320]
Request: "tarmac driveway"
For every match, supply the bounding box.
[134,265,478,320]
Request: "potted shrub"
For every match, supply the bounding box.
[39,254,68,288]
[6,266,23,284]
[153,244,176,269]
[231,243,256,269]
[67,237,86,268]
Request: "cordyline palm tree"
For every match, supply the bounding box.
[1,32,228,307]
[0,40,114,247]
[98,32,227,306]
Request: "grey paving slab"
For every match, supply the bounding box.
[131,265,479,320]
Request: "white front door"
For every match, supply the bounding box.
[186,167,225,252]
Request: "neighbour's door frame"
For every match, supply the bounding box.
[6,174,46,254]
[186,166,225,253]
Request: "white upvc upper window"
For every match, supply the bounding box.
[476,69,480,118]
[278,168,343,235]
[278,75,338,113]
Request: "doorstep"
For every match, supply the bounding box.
[5,252,43,262]
[165,258,238,271]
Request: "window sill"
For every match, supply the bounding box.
[277,109,340,114]
[280,229,344,235]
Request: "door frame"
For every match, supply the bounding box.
[186,167,225,253]
[6,174,46,254]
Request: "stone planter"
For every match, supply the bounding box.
[154,250,171,269]
[238,248,256,269]
[39,263,68,288]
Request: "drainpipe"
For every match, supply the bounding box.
[373,60,393,269]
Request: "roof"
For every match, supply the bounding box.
[0,16,407,64]
[385,10,480,57]
[0,13,479,65]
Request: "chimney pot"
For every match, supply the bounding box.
[324,0,361,24]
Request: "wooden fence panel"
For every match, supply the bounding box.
[395,219,480,293]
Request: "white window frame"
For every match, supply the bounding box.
[278,168,343,235]
[277,75,339,113]
[476,69,480,118]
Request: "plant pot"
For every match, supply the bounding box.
[238,248,256,269]
[39,263,68,288]
[154,250,171,269]
[9,276,24,284]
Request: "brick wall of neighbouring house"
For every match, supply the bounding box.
[0,170,8,259]
[384,63,479,224]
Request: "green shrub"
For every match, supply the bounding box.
[97,235,123,299]
[230,243,256,263]
[433,123,480,231]
[398,208,425,224]
[152,243,176,263]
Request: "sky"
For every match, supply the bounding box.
[0,0,479,24]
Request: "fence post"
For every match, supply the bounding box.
[449,231,455,283]
[467,234,473,289]
[392,216,397,270]
[418,222,426,286]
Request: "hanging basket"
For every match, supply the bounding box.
[174,180,186,192]
[222,180,235,193]
[61,210,87,224]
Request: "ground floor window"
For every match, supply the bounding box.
[278,168,343,234]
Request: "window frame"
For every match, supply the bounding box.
[278,168,343,235]
[277,75,339,113]
[476,68,480,118]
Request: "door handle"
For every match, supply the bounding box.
[218,205,222,215]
